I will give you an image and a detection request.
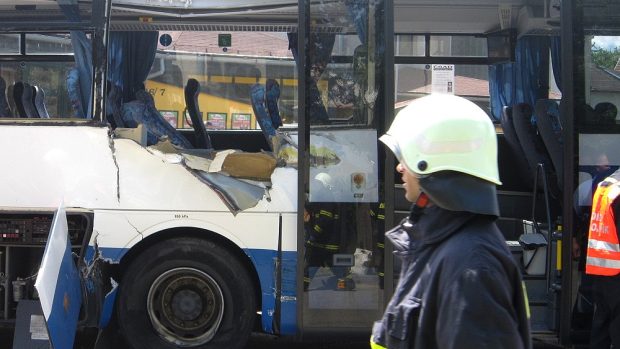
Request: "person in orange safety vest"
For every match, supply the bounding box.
[586,169,620,349]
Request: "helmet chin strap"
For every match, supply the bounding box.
[409,192,430,222]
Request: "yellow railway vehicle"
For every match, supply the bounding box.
[144,79,256,129]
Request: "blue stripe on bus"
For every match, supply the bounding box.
[244,249,297,336]
[99,286,118,328]
[279,251,298,335]
[84,246,128,262]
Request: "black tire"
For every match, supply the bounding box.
[117,237,255,349]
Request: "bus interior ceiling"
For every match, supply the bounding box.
[0,0,555,33]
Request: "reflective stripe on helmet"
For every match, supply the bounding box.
[380,94,501,185]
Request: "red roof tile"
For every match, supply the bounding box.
[406,75,490,97]
[159,31,293,57]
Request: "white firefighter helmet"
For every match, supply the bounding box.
[314,172,334,190]
[380,94,501,185]
[310,172,335,202]
[380,94,501,216]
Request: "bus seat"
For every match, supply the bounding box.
[66,67,84,118]
[6,83,16,117]
[134,89,193,148]
[121,99,157,145]
[106,83,124,128]
[12,82,27,118]
[184,78,212,149]
[500,105,533,188]
[0,76,10,117]
[574,172,593,217]
[512,102,560,199]
[20,83,39,118]
[33,86,50,119]
[594,102,617,124]
[535,99,562,188]
[582,103,596,125]
[251,83,277,148]
[265,79,282,129]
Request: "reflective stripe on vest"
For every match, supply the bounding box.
[307,240,339,251]
[370,336,387,349]
[319,209,333,218]
[586,179,620,276]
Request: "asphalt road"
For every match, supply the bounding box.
[0,329,369,348]
[247,333,370,348]
[246,334,567,349]
[0,327,570,348]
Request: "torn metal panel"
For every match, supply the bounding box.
[111,138,229,212]
[143,140,277,213]
[181,152,213,172]
[79,240,117,329]
[194,171,266,214]
[110,136,284,214]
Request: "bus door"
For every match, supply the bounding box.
[298,0,391,334]
[560,2,620,345]
[389,0,563,344]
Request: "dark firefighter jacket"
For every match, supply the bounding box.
[305,203,341,252]
[371,205,532,349]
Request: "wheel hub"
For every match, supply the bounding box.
[169,288,202,321]
[147,267,224,347]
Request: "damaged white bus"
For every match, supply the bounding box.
[0,0,618,348]
[0,1,385,348]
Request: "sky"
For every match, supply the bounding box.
[593,36,620,50]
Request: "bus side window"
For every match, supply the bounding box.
[163,63,183,87]
[233,66,261,99]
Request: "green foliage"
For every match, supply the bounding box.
[591,43,620,70]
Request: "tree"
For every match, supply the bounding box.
[591,43,620,70]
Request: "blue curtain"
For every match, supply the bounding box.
[61,1,159,117]
[489,63,515,120]
[59,0,93,118]
[288,32,335,124]
[346,0,367,44]
[108,32,159,103]
[71,33,94,118]
[514,36,550,112]
[489,36,550,120]
[550,36,561,92]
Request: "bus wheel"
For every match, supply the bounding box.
[116,237,255,349]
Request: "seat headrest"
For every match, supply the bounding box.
[502,105,512,118]
[595,102,617,123]
[185,78,200,95]
[514,102,533,115]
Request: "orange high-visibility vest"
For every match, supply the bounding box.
[586,178,620,276]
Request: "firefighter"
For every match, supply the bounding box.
[370,94,531,349]
[304,174,354,291]
[369,201,385,288]
[585,168,620,349]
